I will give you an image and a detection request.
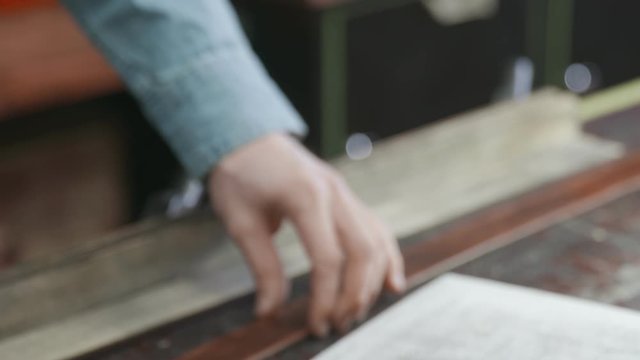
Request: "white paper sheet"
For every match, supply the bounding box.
[317,274,640,360]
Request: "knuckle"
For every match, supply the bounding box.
[315,302,334,317]
[373,244,388,264]
[261,269,282,284]
[313,260,339,277]
[226,221,249,240]
[256,275,275,291]
[309,310,329,327]
[378,222,394,240]
[225,219,267,245]
[352,240,376,264]
[289,173,329,208]
[352,292,369,311]
[303,176,329,198]
[313,253,343,276]
[372,253,386,273]
[310,298,333,319]
[325,168,347,188]
[226,218,260,240]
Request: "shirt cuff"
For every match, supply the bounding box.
[130,44,308,178]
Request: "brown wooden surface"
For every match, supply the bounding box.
[0,6,121,120]
[173,150,640,360]
[0,115,129,270]
[585,104,640,150]
[75,105,640,360]
[0,90,610,360]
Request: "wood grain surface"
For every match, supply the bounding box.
[178,150,640,360]
[69,101,637,360]
[60,98,639,360]
[0,92,625,360]
[0,118,129,270]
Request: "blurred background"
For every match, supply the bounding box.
[1,0,640,270]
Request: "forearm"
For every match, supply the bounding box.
[62,0,307,178]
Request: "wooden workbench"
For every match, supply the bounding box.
[0,84,638,360]
[72,95,640,359]
[87,189,640,359]
[1,3,639,357]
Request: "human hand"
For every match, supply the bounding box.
[209,133,405,337]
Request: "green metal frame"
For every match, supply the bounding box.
[527,0,575,87]
[317,0,576,157]
[316,0,419,158]
[318,7,348,158]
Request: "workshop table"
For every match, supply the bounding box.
[79,102,640,360]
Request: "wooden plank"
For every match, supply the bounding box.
[580,78,640,122]
[272,180,640,359]
[179,150,640,360]
[0,213,220,338]
[0,90,622,360]
[583,105,640,150]
[335,89,621,239]
[0,119,129,269]
[454,193,640,304]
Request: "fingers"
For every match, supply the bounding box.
[371,215,406,294]
[226,211,289,318]
[330,178,406,333]
[208,134,403,338]
[330,195,381,333]
[227,177,405,338]
[287,187,342,338]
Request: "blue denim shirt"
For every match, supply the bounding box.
[62,0,308,178]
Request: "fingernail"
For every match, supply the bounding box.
[393,273,406,292]
[314,322,329,338]
[356,308,368,323]
[256,298,270,317]
[340,317,354,334]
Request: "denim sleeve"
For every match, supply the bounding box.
[62,0,308,178]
